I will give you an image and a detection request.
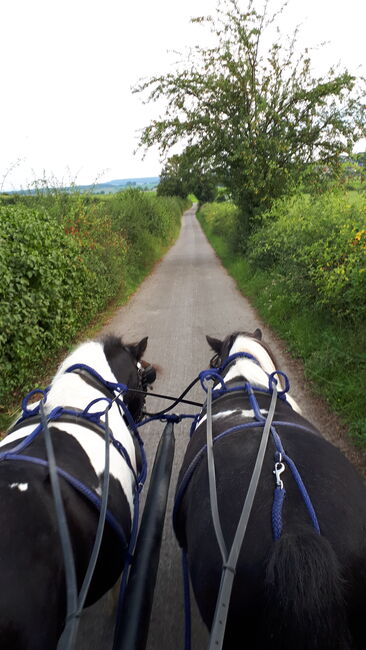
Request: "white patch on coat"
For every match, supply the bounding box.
[223,335,302,414]
[9,483,28,492]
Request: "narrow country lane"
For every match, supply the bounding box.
[77,204,365,650]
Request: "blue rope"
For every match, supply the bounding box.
[137,413,197,428]
[268,370,290,397]
[65,363,129,398]
[197,381,289,405]
[218,352,259,373]
[21,388,50,417]
[282,454,320,533]
[272,487,286,540]
[0,407,64,460]
[199,369,226,392]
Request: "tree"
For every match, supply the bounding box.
[135,0,366,239]
[157,147,217,202]
[156,154,189,198]
[178,146,218,203]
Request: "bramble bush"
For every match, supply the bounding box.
[0,190,188,404]
[0,202,127,402]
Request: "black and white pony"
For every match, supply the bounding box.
[0,334,154,650]
[174,329,366,650]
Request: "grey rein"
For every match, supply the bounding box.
[206,381,279,650]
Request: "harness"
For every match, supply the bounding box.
[0,352,322,650]
[173,352,321,650]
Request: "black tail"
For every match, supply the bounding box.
[263,531,351,650]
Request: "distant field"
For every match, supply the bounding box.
[1,176,160,197]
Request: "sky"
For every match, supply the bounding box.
[1,0,365,191]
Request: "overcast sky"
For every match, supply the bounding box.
[1,0,365,191]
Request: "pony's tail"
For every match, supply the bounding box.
[263,531,351,650]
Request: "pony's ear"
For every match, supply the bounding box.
[132,336,148,360]
[206,335,222,354]
[253,328,262,340]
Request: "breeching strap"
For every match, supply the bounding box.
[207,382,278,650]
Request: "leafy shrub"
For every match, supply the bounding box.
[0,205,90,399]
[199,201,239,250]
[107,189,185,244]
[0,194,16,206]
[248,192,366,320]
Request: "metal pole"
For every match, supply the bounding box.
[113,421,175,650]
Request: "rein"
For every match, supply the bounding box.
[130,377,204,418]
[206,377,278,650]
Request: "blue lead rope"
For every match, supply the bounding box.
[272,487,286,540]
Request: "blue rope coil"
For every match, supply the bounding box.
[268,370,290,396]
[199,369,226,392]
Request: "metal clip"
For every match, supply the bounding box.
[274,460,285,489]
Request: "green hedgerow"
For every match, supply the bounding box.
[0,190,188,405]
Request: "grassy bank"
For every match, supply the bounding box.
[198,194,366,446]
[0,189,189,429]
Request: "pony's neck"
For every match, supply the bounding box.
[223,334,301,413]
[46,341,121,413]
[53,341,118,385]
[224,335,275,389]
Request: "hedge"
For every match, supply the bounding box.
[0,190,188,404]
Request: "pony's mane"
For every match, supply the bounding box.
[101,335,127,357]
[221,331,280,371]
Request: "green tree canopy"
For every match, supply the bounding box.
[157,146,217,202]
[135,0,366,238]
[157,154,189,199]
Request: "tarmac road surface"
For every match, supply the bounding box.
[77,203,364,650]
